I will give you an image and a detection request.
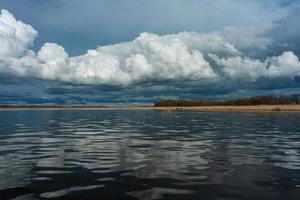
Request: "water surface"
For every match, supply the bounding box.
[0,110,300,200]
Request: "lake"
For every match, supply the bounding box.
[0,110,300,200]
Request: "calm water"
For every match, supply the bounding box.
[0,110,300,200]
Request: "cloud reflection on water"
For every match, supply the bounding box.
[0,110,300,199]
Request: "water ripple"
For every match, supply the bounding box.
[0,110,300,199]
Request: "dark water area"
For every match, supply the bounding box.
[0,110,300,200]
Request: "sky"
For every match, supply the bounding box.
[0,0,300,104]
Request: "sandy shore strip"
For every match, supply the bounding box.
[1,105,300,112]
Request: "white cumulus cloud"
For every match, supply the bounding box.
[210,51,300,81]
[0,9,37,58]
[0,9,300,87]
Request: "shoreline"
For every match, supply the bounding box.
[1,105,300,112]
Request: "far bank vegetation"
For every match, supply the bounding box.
[154,94,300,107]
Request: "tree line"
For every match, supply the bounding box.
[154,94,300,107]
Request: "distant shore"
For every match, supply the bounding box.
[159,105,300,112]
[1,105,300,112]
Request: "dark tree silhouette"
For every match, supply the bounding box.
[154,94,300,107]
